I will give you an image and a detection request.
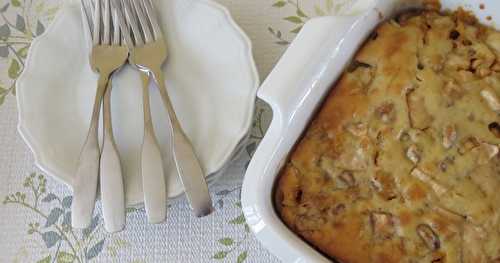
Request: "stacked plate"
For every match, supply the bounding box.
[17,0,259,207]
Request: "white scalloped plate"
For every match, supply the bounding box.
[17,0,259,205]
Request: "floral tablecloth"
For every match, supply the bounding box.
[0,0,354,262]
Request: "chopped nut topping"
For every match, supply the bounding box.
[446,54,470,70]
[320,158,357,189]
[488,122,500,138]
[486,32,500,53]
[408,129,423,143]
[338,171,356,188]
[411,168,448,196]
[449,30,460,40]
[347,60,372,73]
[457,70,476,82]
[470,43,496,69]
[476,67,491,77]
[376,103,396,123]
[406,144,421,164]
[458,137,480,154]
[398,130,411,142]
[443,81,464,101]
[442,124,457,149]
[492,62,500,72]
[328,203,346,217]
[297,201,311,215]
[370,212,396,240]
[434,205,466,222]
[408,93,433,129]
[417,224,440,251]
[462,223,489,262]
[438,156,455,172]
[295,213,326,231]
[371,171,398,200]
[320,157,337,177]
[345,122,368,137]
[480,88,500,113]
[476,143,499,165]
[390,19,402,28]
[471,58,483,70]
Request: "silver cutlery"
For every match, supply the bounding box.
[73,0,128,232]
[116,0,213,218]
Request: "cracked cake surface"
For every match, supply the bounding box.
[275,10,500,263]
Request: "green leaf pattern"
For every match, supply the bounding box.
[4,173,134,262]
[37,255,51,263]
[45,207,64,227]
[268,0,352,45]
[85,239,105,260]
[56,251,75,263]
[0,0,59,106]
[41,231,60,248]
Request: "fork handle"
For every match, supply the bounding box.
[100,78,126,232]
[152,69,213,217]
[71,73,109,229]
[140,72,167,223]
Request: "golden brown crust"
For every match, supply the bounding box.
[275,10,500,263]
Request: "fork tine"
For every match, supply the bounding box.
[122,0,144,46]
[143,0,162,40]
[103,0,111,45]
[131,0,153,43]
[93,0,101,45]
[111,0,133,47]
[111,9,121,46]
[80,0,93,37]
[112,7,120,45]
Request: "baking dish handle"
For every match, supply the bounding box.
[256,0,403,122]
[257,16,342,119]
[256,15,369,124]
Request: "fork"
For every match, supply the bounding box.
[116,0,213,219]
[74,0,128,232]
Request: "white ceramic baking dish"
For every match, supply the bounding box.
[241,0,499,262]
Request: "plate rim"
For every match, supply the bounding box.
[16,0,260,204]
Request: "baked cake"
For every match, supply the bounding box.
[275,10,500,263]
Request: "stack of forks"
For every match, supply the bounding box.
[73,0,213,232]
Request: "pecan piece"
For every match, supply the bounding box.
[328,203,346,217]
[446,53,470,70]
[489,122,500,138]
[486,32,500,53]
[345,122,367,137]
[480,87,500,113]
[376,102,396,123]
[406,144,421,164]
[417,224,440,251]
[411,168,448,196]
[370,212,396,240]
[443,81,464,102]
[442,124,457,149]
[458,136,480,155]
[492,62,500,72]
[338,171,356,188]
[371,171,398,200]
[476,142,499,165]
[438,156,455,172]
